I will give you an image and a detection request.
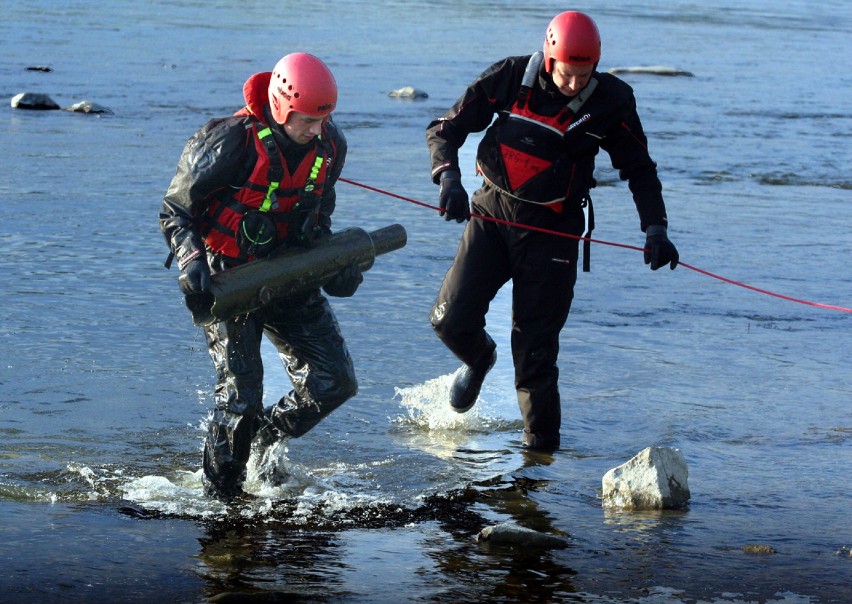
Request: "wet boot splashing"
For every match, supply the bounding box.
[202,444,248,502]
[202,412,255,501]
[449,347,497,413]
[249,419,290,487]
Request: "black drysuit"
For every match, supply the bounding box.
[160,106,356,497]
[426,54,670,451]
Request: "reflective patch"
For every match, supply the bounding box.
[431,302,447,323]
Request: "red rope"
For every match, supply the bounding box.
[339,177,852,314]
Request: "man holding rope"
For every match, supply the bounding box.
[426,11,679,452]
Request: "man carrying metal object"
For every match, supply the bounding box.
[159,53,361,500]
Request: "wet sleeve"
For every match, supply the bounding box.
[425,57,523,182]
[159,118,249,251]
[601,97,669,230]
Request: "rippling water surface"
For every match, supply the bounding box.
[1,1,850,602]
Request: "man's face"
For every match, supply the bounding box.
[283,111,328,144]
[551,61,595,97]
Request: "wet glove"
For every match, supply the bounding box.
[644,225,679,270]
[177,246,211,295]
[323,262,363,298]
[438,169,470,223]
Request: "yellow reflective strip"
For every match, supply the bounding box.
[257,127,276,212]
[309,155,323,180]
[260,181,279,212]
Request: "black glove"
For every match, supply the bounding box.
[644,225,679,270]
[286,200,321,248]
[312,224,332,242]
[177,246,211,295]
[438,169,470,223]
[323,262,363,298]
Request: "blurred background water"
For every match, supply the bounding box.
[1,1,850,602]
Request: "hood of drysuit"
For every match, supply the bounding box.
[240,72,273,123]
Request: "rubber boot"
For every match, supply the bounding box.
[449,346,497,413]
[522,429,560,453]
[202,444,247,501]
[254,412,282,450]
[252,410,289,486]
[201,414,256,501]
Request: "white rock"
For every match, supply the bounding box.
[11,92,60,110]
[477,522,567,548]
[388,86,428,99]
[63,100,113,114]
[601,446,690,510]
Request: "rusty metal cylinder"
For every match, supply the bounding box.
[185,224,407,326]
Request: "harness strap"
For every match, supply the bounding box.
[304,153,324,192]
[289,143,326,219]
[565,77,598,116]
[566,78,597,272]
[517,51,544,110]
[581,195,595,272]
[256,127,283,212]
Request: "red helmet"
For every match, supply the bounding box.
[543,11,601,73]
[268,53,338,124]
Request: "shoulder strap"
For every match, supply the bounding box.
[517,52,598,119]
[255,126,283,212]
[516,52,544,110]
[566,76,598,115]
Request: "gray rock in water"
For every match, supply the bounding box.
[477,522,568,549]
[608,66,694,77]
[11,92,60,110]
[602,445,691,510]
[64,100,113,115]
[388,86,428,99]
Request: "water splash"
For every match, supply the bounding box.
[393,372,520,433]
[118,436,404,520]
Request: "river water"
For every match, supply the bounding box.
[1,1,850,602]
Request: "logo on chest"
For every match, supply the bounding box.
[566,113,591,133]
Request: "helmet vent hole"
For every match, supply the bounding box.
[293,92,300,99]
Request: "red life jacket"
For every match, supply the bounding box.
[475,52,598,213]
[201,121,332,260]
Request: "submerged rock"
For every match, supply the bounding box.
[477,522,568,549]
[602,446,690,510]
[63,100,114,115]
[388,86,428,99]
[10,92,60,110]
[608,66,694,77]
[743,544,776,554]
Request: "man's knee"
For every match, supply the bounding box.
[332,369,358,405]
[311,362,358,411]
[430,299,469,345]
